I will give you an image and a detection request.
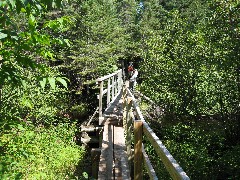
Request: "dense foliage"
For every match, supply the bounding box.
[0,124,84,179]
[138,0,240,179]
[139,0,239,117]
[1,0,239,179]
[0,0,139,179]
[0,1,86,179]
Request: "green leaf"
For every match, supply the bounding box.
[8,0,16,8]
[56,77,68,88]
[0,32,7,40]
[22,98,33,109]
[44,51,54,59]
[58,17,63,24]
[64,39,71,47]
[21,7,26,13]
[11,35,18,40]
[40,78,47,89]
[0,1,7,7]
[82,172,88,179]
[21,80,27,88]
[19,0,28,6]
[48,77,56,90]
[17,124,25,131]
[15,0,25,12]
[28,14,36,27]
[55,0,62,8]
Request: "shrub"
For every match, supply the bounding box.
[0,123,85,179]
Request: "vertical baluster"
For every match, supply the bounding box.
[117,71,121,93]
[99,81,103,118]
[112,76,114,100]
[107,78,111,106]
[115,75,118,96]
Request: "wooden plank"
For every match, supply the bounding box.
[96,69,122,82]
[134,121,143,180]
[114,126,124,178]
[98,124,114,179]
[142,122,190,180]
[142,144,158,180]
[114,126,130,179]
[120,154,131,180]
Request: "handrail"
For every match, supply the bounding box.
[96,69,123,124]
[123,85,190,180]
[96,69,122,82]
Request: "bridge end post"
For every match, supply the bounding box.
[134,120,143,180]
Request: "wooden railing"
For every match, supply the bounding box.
[96,69,123,124]
[123,84,190,180]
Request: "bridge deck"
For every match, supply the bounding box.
[98,92,131,179]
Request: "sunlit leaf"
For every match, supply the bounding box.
[64,39,71,47]
[48,77,56,90]
[8,0,16,9]
[56,77,68,88]
[19,0,28,6]
[28,14,36,27]
[21,97,33,109]
[17,124,25,131]
[0,1,7,7]
[21,80,27,88]
[21,7,26,13]
[0,32,7,40]
[40,77,47,89]
[83,172,88,179]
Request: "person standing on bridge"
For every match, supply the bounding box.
[128,63,138,91]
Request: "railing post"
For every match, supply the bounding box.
[134,120,143,180]
[115,75,118,95]
[111,76,114,100]
[107,78,111,106]
[99,81,103,118]
[118,71,121,93]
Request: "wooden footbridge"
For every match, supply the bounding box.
[82,70,190,180]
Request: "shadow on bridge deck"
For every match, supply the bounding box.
[98,91,131,179]
[99,91,123,126]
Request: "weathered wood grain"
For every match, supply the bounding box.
[134,121,143,180]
